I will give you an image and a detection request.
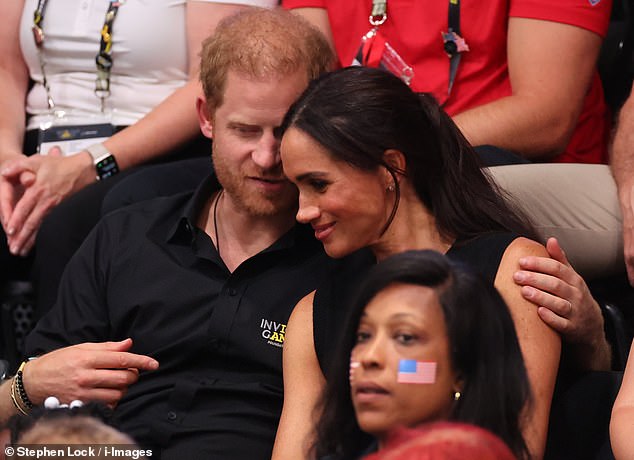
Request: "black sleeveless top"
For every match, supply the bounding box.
[313,232,519,377]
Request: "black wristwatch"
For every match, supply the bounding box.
[86,143,120,180]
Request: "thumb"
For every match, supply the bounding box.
[20,170,36,187]
[79,338,134,352]
[546,237,570,266]
[105,338,134,351]
[46,146,64,157]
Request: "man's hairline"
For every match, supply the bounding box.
[203,66,312,115]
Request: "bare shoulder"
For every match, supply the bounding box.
[504,236,548,260]
[495,237,548,296]
[284,290,321,377]
[286,291,316,340]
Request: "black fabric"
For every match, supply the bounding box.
[474,145,530,167]
[102,157,212,215]
[545,371,622,460]
[25,175,333,459]
[31,135,211,320]
[445,232,518,284]
[313,233,519,377]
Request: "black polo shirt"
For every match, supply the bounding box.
[26,175,332,459]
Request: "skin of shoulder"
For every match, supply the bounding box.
[610,340,634,459]
[272,291,325,460]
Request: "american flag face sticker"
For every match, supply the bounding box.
[349,359,360,384]
[397,359,437,384]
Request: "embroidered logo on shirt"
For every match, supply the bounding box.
[588,0,601,5]
[260,318,287,348]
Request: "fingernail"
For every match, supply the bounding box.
[149,359,159,370]
[518,257,527,265]
[10,245,19,255]
[521,286,535,298]
[7,227,14,236]
[513,271,525,282]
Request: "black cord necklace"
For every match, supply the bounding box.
[212,190,223,257]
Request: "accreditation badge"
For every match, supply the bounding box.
[37,113,114,156]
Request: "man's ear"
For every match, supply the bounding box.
[196,97,214,139]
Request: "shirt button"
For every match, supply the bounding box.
[228,288,237,296]
[167,411,177,421]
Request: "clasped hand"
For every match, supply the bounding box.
[0,147,94,256]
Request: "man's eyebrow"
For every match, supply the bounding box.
[227,121,260,129]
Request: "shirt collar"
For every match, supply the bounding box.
[162,174,320,256]
[167,174,221,245]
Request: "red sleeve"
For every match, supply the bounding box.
[510,0,613,37]
[282,0,326,8]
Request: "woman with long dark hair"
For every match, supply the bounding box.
[315,250,531,459]
[272,66,559,460]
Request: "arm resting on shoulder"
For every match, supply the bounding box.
[495,237,562,460]
[513,237,611,371]
[272,292,325,460]
[453,18,602,160]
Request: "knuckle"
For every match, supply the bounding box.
[116,354,127,369]
[75,371,92,388]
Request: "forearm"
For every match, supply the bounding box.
[0,66,29,162]
[454,18,601,161]
[0,0,29,162]
[452,93,577,160]
[610,405,634,460]
[611,92,634,225]
[101,79,203,171]
[568,333,612,371]
[610,339,634,459]
[0,379,20,425]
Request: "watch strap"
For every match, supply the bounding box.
[85,142,111,163]
[85,143,119,180]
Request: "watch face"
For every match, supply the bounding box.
[96,155,119,180]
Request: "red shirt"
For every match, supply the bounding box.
[282,0,612,163]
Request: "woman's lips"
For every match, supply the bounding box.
[313,222,335,241]
[353,382,390,404]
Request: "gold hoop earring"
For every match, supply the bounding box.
[454,391,461,401]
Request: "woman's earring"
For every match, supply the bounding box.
[453,391,461,401]
[387,184,395,192]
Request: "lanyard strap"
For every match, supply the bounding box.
[443,0,463,98]
[369,0,466,102]
[95,1,123,112]
[32,0,53,109]
[31,0,124,113]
